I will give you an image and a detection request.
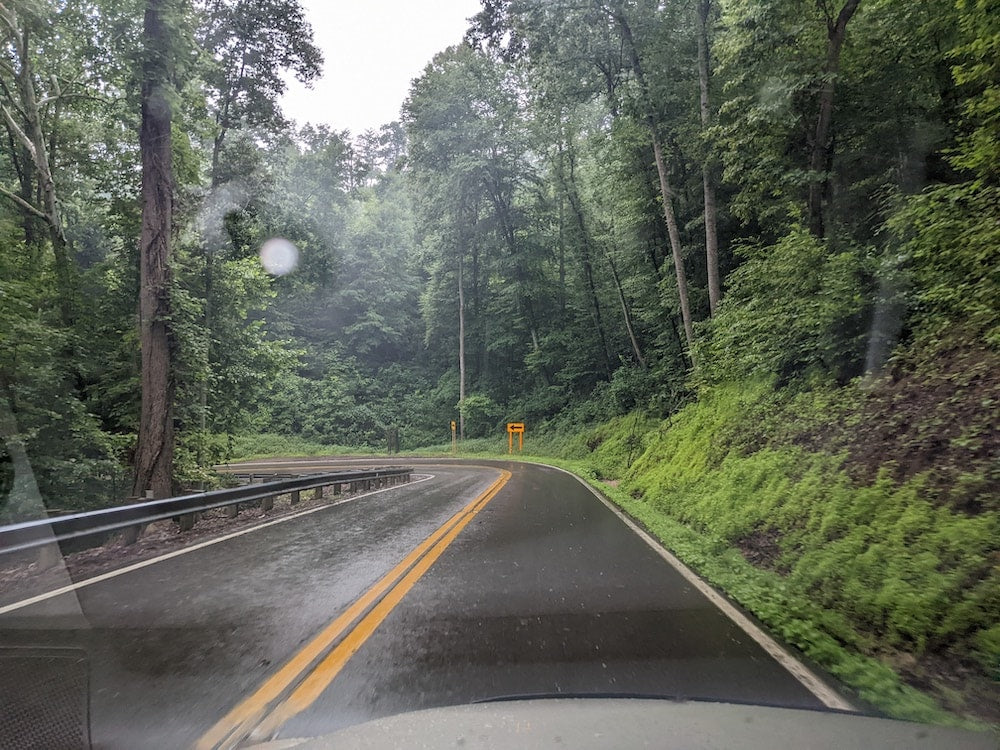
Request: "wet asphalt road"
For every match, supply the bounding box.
[0,459,834,748]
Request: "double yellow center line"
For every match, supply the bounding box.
[196,469,511,750]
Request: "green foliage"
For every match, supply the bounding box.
[974,625,1000,681]
[224,433,367,461]
[558,411,657,479]
[196,0,323,135]
[694,229,875,384]
[888,183,1000,344]
[0,227,124,519]
[458,394,503,439]
[950,0,1000,183]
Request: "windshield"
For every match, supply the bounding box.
[1,0,997,747]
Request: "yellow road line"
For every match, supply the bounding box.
[195,469,511,750]
[248,471,510,742]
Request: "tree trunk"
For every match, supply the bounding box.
[651,136,696,354]
[197,251,212,478]
[132,0,175,500]
[807,0,862,238]
[614,7,696,355]
[557,190,566,314]
[561,141,614,377]
[697,0,721,315]
[457,253,466,441]
[603,247,646,369]
[0,11,73,322]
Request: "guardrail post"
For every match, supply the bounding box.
[225,502,238,518]
[36,542,60,571]
[290,490,300,505]
[261,495,274,512]
[178,512,195,531]
[332,483,341,496]
[118,494,148,546]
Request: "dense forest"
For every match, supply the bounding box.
[1,0,997,723]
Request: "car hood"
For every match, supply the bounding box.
[247,698,997,750]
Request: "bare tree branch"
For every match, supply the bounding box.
[0,100,35,159]
[37,91,110,107]
[0,183,46,220]
[0,4,17,36]
[0,69,29,123]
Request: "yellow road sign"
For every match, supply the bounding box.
[507,422,525,452]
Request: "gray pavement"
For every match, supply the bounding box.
[0,459,836,749]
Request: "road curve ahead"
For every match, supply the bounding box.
[0,459,849,749]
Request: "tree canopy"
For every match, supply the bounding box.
[0,0,995,513]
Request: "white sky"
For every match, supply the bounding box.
[280,0,482,136]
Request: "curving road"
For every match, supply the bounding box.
[0,459,850,749]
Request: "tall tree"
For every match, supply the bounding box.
[696,0,721,314]
[0,1,73,321]
[405,44,541,434]
[807,0,862,237]
[132,0,178,498]
[196,0,322,185]
[191,0,321,466]
[584,0,697,354]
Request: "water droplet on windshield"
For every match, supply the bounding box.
[259,237,299,276]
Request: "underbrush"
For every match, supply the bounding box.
[214,433,375,462]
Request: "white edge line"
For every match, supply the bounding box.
[537,461,855,713]
[0,474,435,617]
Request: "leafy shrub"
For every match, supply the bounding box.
[458,393,504,438]
[695,228,875,385]
[887,184,1000,345]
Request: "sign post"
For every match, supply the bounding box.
[506,422,525,454]
[451,420,457,454]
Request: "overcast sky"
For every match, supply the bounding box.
[280,0,482,136]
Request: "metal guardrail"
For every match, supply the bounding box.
[0,467,413,557]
